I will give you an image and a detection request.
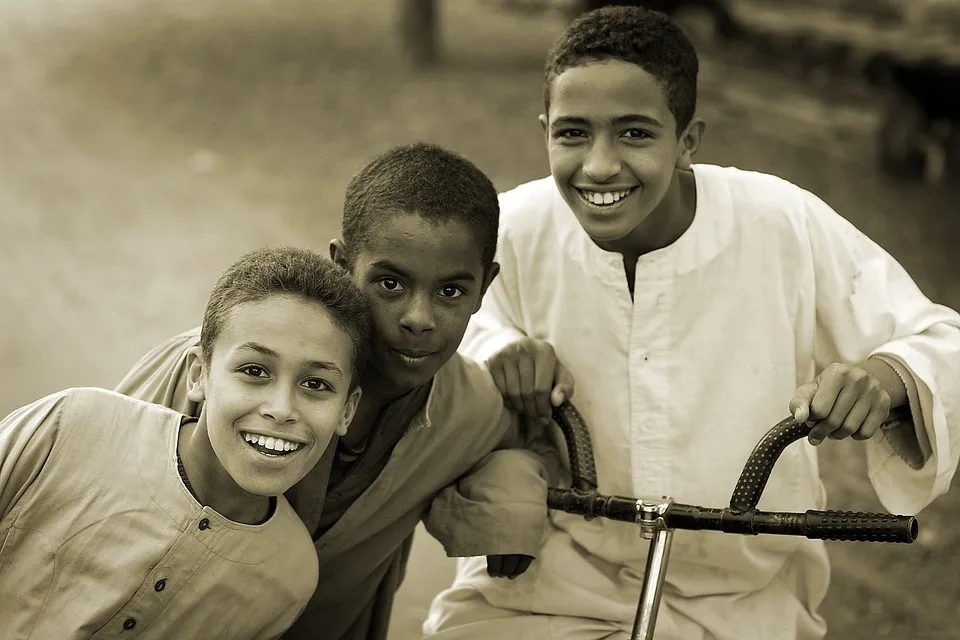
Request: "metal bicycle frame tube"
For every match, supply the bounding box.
[631,498,675,639]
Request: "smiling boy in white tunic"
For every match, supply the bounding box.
[424,6,960,640]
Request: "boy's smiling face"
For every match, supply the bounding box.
[542,59,702,248]
[187,294,361,497]
[334,211,498,394]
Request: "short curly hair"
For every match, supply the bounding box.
[544,6,699,134]
[342,143,500,268]
[200,246,372,390]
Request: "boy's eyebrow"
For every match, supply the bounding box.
[551,114,664,128]
[237,342,344,376]
[371,260,477,283]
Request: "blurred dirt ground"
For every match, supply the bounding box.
[1,1,958,638]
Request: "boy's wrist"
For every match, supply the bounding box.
[861,355,909,409]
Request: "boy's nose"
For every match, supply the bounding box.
[261,386,298,424]
[399,294,436,334]
[582,143,622,183]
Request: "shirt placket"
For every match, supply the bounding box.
[315,427,416,556]
[91,512,217,639]
[628,254,673,500]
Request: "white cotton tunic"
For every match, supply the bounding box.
[426,165,960,640]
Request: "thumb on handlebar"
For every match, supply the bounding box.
[548,363,575,415]
[789,380,820,443]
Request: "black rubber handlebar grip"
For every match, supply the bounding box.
[730,406,915,512]
[546,488,638,522]
[803,510,918,543]
[552,402,599,492]
[729,417,812,512]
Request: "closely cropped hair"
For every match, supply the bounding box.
[544,6,699,133]
[200,246,371,389]
[342,143,500,267]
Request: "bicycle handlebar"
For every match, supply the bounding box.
[546,488,918,542]
[547,403,919,544]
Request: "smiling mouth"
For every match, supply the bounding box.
[241,432,304,458]
[576,187,639,208]
[390,348,436,366]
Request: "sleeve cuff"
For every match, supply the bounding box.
[869,353,931,469]
[431,501,548,558]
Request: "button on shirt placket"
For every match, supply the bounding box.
[97,514,218,638]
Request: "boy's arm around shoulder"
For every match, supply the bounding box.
[0,391,71,519]
[802,191,960,514]
[422,360,566,559]
[114,327,201,416]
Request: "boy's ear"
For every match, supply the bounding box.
[337,386,363,437]
[185,346,207,404]
[329,239,350,270]
[538,113,548,140]
[676,117,706,170]
[473,261,501,314]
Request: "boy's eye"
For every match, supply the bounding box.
[557,128,586,139]
[439,286,464,299]
[302,378,332,392]
[377,278,404,292]
[623,128,652,140]
[239,364,268,378]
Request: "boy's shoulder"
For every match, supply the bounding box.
[696,164,814,216]
[497,176,564,232]
[56,386,182,430]
[695,164,823,240]
[499,175,556,208]
[425,353,506,433]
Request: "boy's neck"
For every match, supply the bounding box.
[341,366,430,448]
[177,418,271,525]
[599,168,697,264]
[340,371,412,446]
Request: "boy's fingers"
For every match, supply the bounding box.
[832,394,872,440]
[551,363,576,407]
[790,381,818,424]
[501,555,520,577]
[531,350,556,419]
[808,384,856,446]
[807,422,830,446]
[822,386,860,439]
[852,404,889,441]
[516,555,534,576]
[806,376,840,445]
[515,357,541,418]
[490,365,510,400]
[501,363,524,414]
[809,366,848,420]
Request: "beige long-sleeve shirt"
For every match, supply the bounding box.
[116,328,559,640]
[0,387,318,640]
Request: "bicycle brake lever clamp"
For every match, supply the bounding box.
[636,497,674,540]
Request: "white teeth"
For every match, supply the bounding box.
[241,432,303,453]
[580,189,632,206]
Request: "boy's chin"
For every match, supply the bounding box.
[389,365,439,392]
[235,475,298,499]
